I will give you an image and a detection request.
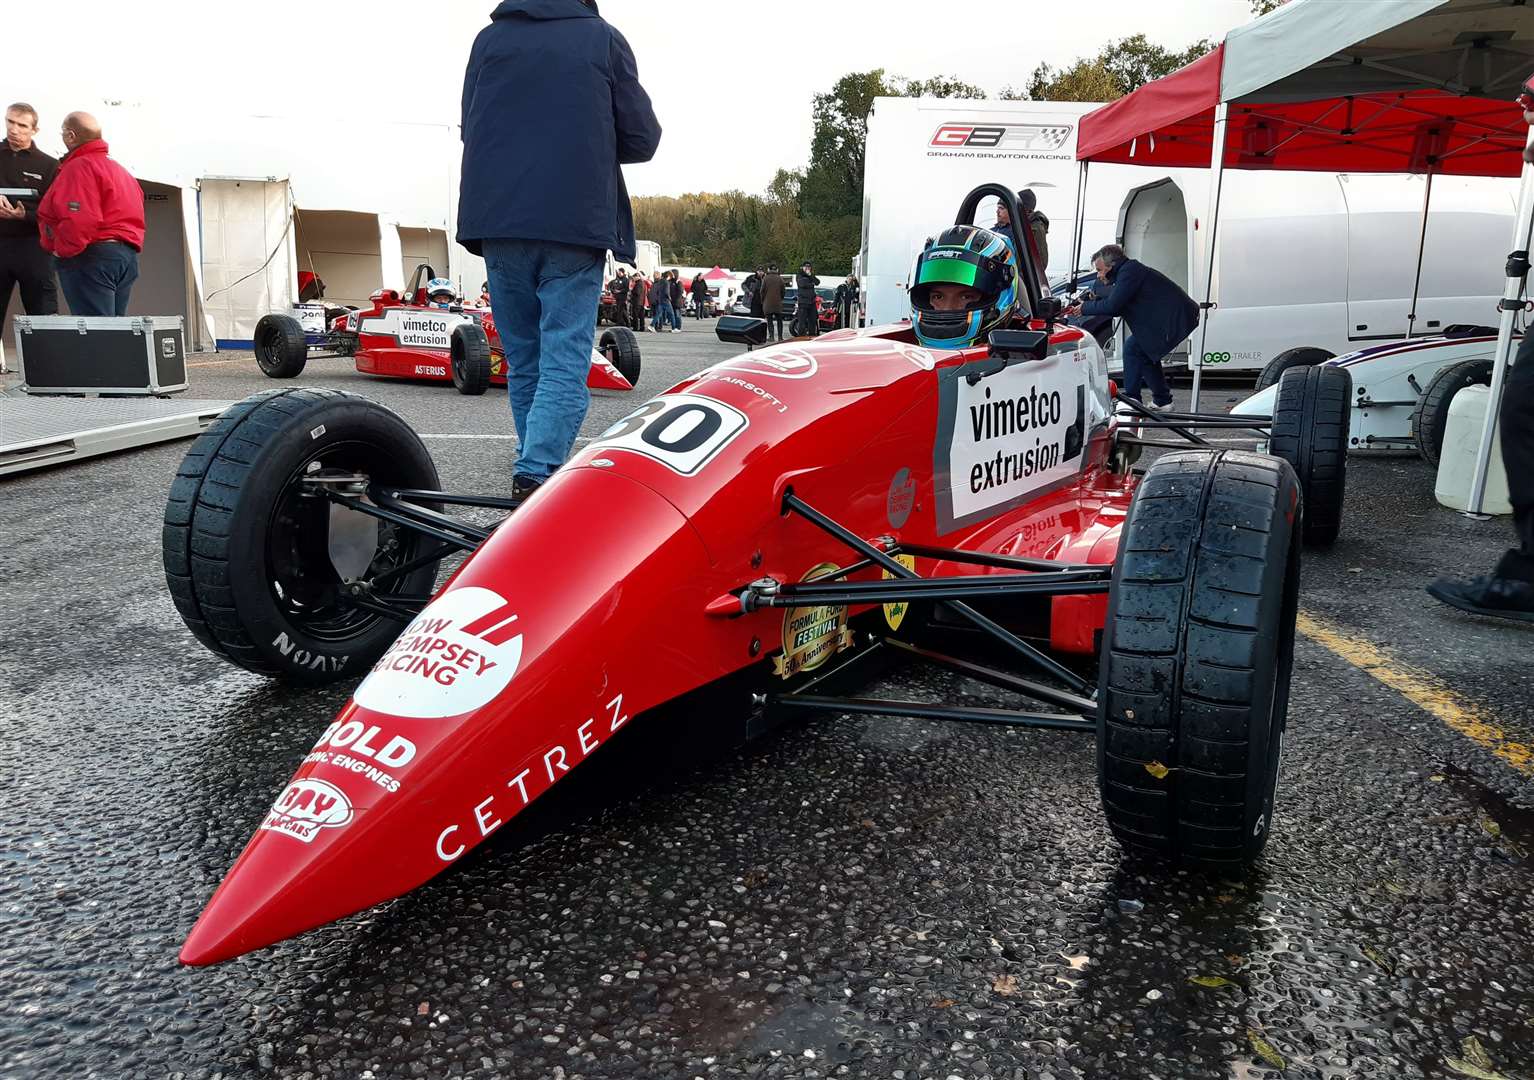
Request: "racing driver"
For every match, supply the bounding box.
[908,224,1019,348]
[426,278,458,309]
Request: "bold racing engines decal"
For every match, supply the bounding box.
[359,307,469,350]
[933,353,1087,534]
[352,586,524,719]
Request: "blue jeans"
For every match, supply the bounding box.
[670,301,682,330]
[56,242,138,317]
[1120,334,1174,407]
[483,239,605,483]
[652,300,674,330]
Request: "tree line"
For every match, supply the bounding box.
[634,3,1282,272]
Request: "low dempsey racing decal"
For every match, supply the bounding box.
[933,352,1087,535]
[353,587,524,719]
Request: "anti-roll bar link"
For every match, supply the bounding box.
[773,694,1095,733]
[780,490,1096,698]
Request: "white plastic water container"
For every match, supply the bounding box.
[1434,384,1512,515]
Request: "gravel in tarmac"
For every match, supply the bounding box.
[1,323,1531,1080]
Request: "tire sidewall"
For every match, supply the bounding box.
[222,398,440,682]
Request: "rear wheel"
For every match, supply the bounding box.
[451,323,492,396]
[162,388,443,684]
[600,326,642,386]
[1413,358,1492,466]
[253,314,308,378]
[1255,346,1333,391]
[1268,364,1350,546]
[1097,450,1301,870]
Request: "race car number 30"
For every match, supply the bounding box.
[590,394,748,476]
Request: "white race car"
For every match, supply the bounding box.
[1230,325,1506,463]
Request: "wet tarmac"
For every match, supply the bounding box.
[2,324,1532,1080]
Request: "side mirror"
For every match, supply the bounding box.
[1035,296,1064,328]
[717,315,769,349]
[987,328,1049,362]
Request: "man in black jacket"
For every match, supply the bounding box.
[0,103,59,323]
[1067,243,1197,410]
[458,0,660,500]
[794,261,820,337]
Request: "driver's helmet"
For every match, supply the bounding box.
[908,225,1018,349]
[425,278,457,306]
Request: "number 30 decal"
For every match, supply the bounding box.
[590,394,749,476]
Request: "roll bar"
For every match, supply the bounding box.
[952,184,1046,317]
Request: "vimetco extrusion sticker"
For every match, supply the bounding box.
[353,587,524,719]
[261,778,355,843]
[933,352,1087,535]
[359,307,468,350]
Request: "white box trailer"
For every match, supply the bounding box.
[859,97,1112,327]
[1116,170,1516,374]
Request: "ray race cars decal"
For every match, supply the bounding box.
[352,586,524,719]
[261,778,354,843]
[933,352,1087,534]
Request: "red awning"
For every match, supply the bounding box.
[703,265,734,280]
[1076,46,1224,166]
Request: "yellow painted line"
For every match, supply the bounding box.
[1297,610,1533,776]
[188,358,248,368]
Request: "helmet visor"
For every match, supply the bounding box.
[914,248,1011,298]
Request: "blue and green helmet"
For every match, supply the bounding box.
[907,225,1019,349]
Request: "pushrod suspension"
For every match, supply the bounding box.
[755,571,1109,608]
[781,490,1095,697]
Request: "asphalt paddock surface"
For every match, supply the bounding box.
[2,325,1532,1080]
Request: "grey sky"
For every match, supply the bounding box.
[10,0,1257,197]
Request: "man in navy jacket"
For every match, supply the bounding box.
[458,0,661,499]
[1068,243,1198,410]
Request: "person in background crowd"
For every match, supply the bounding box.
[759,264,786,341]
[994,188,1049,279]
[651,270,674,332]
[832,279,847,329]
[630,270,650,331]
[0,102,59,323]
[690,272,709,319]
[457,0,661,503]
[479,281,492,307]
[1427,99,1534,624]
[610,267,629,324]
[841,274,859,329]
[1065,243,1195,412]
[668,269,684,331]
[793,260,819,338]
[36,112,144,317]
[744,266,763,318]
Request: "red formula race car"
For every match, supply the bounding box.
[251,263,641,395]
[162,187,1350,965]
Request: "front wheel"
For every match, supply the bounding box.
[1268,365,1350,546]
[162,388,443,684]
[254,314,308,378]
[599,326,642,386]
[1097,450,1301,870]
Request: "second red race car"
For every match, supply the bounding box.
[250,263,641,395]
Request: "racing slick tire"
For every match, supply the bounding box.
[450,323,493,396]
[253,314,309,379]
[1412,358,1492,466]
[162,387,443,685]
[600,326,642,386]
[1268,365,1350,547]
[1097,449,1301,870]
[1254,346,1333,391]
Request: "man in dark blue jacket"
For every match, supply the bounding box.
[458,0,661,500]
[1068,243,1198,410]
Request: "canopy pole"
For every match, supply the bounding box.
[1191,102,1229,413]
[1405,169,1434,340]
[1467,128,1534,515]
[1069,160,1090,295]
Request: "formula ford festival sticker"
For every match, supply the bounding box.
[933,353,1087,534]
[352,586,524,719]
[774,563,855,679]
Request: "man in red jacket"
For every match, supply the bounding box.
[37,112,144,316]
